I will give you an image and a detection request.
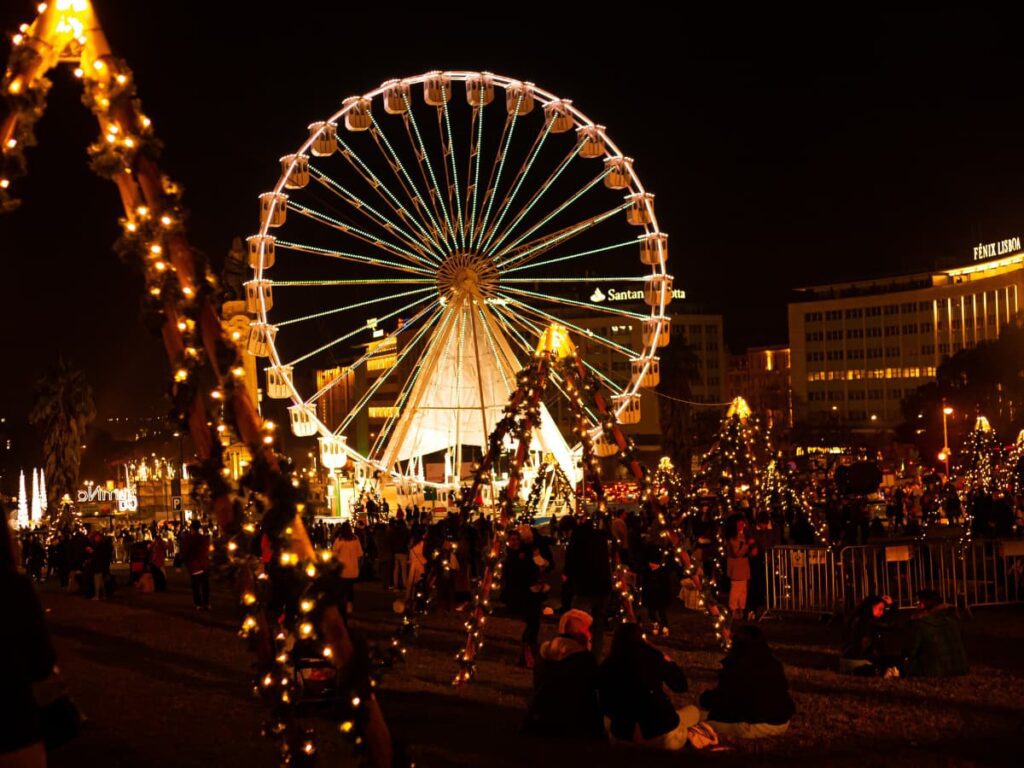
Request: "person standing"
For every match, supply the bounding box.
[89,531,113,601]
[724,514,755,618]
[180,519,211,610]
[331,522,363,617]
[389,518,410,592]
[150,535,168,592]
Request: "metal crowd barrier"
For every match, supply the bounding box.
[763,546,842,615]
[762,539,1024,616]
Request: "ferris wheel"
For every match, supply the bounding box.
[245,71,671,489]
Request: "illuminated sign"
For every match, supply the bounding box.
[78,486,138,512]
[973,236,1021,261]
[590,286,686,303]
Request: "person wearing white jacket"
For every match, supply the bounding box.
[332,522,363,616]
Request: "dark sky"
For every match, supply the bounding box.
[3,4,1024,471]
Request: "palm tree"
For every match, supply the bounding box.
[655,340,702,471]
[28,357,96,516]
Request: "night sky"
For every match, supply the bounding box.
[3,4,1024,475]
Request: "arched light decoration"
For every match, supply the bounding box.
[288,404,318,437]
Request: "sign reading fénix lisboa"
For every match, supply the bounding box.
[973,236,1021,261]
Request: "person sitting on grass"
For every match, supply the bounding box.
[903,589,968,678]
[598,622,704,750]
[699,624,795,739]
[522,609,605,740]
[841,593,899,676]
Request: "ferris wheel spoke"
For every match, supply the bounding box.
[439,94,466,252]
[308,165,439,264]
[288,201,433,268]
[400,93,456,251]
[336,306,447,436]
[500,286,648,320]
[368,304,461,459]
[478,118,554,255]
[476,305,516,392]
[484,143,583,259]
[336,136,444,261]
[493,168,614,263]
[502,275,645,284]
[494,294,636,358]
[275,239,433,278]
[304,301,443,406]
[286,293,438,368]
[272,278,432,287]
[472,96,524,252]
[464,103,484,246]
[276,287,437,328]
[504,240,637,274]
[368,118,448,254]
[496,201,632,271]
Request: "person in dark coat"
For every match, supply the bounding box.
[598,622,698,750]
[1,513,58,766]
[501,529,544,667]
[564,520,612,657]
[700,624,795,738]
[903,589,968,678]
[841,594,898,675]
[522,609,605,740]
[640,542,672,637]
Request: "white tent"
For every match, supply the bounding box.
[379,298,577,486]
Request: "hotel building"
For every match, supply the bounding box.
[788,247,1024,428]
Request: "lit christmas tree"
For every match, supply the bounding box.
[650,455,685,514]
[17,470,29,529]
[692,396,768,514]
[1003,429,1024,496]
[30,468,42,524]
[961,415,999,496]
[38,468,47,517]
[757,458,827,544]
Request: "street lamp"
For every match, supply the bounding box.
[941,401,953,478]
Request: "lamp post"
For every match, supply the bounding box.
[940,401,953,479]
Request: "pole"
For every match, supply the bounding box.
[942,400,952,479]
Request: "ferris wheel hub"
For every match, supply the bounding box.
[437,252,498,301]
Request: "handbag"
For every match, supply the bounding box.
[34,669,83,750]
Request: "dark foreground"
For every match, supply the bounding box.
[40,567,1024,768]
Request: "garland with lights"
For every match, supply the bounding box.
[519,459,575,525]
[1,5,393,766]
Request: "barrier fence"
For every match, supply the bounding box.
[762,539,1024,616]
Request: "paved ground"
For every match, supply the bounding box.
[38,566,1024,767]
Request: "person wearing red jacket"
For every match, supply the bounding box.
[180,519,211,609]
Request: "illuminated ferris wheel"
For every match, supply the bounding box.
[245,71,671,489]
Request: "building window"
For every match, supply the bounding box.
[921,344,935,354]
[827,390,844,402]
[886,347,900,357]
[884,304,899,315]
